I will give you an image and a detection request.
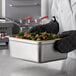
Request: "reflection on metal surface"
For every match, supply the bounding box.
[9,3,40,7]
[2,0,5,17]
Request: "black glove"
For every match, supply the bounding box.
[54,30,76,53]
[60,30,76,38]
[29,16,59,34]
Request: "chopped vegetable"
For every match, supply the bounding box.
[16,32,24,36]
[11,32,61,41]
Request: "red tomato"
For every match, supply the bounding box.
[24,34,28,37]
[35,34,39,38]
[43,35,47,39]
[48,35,50,38]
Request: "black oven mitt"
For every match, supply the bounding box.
[29,16,76,53]
[54,30,76,53]
[29,16,59,34]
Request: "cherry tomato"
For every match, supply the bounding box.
[24,34,28,37]
[35,34,39,38]
[43,35,47,39]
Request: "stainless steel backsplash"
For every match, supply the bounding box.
[5,0,41,21]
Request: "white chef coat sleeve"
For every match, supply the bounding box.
[50,0,63,33]
[68,0,76,59]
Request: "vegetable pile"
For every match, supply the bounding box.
[11,32,61,41]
